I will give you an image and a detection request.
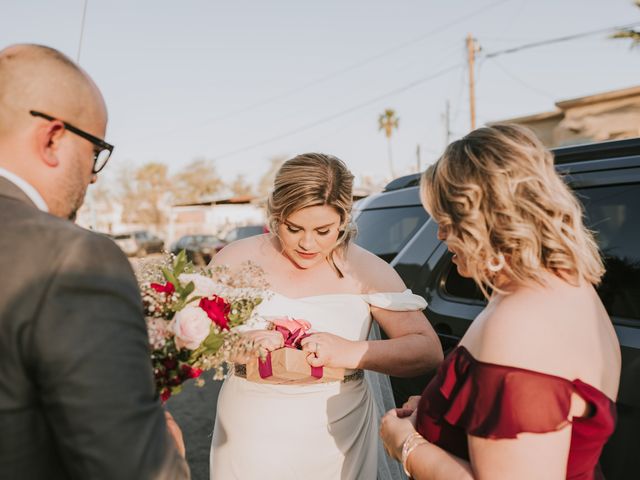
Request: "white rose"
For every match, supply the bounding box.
[179,274,219,298]
[171,305,212,350]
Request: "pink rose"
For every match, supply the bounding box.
[171,306,212,350]
[178,274,218,298]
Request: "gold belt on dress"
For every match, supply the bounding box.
[233,364,364,383]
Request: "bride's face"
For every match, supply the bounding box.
[277,205,342,270]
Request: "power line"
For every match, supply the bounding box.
[488,57,556,100]
[211,62,463,161]
[148,0,514,141]
[482,21,640,59]
[77,0,88,63]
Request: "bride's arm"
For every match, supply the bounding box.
[301,247,442,377]
[358,247,442,376]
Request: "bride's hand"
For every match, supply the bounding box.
[234,329,284,363]
[300,332,362,369]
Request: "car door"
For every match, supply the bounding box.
[566,167,640,480]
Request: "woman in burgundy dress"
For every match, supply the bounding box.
[380,124,621,479]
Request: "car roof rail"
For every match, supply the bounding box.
[383,173,421,192]
[552,137,640,164]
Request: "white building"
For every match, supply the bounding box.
[167,195,266,246]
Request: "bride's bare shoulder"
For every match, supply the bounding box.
[209,234,274,268]
[343,244,406,293]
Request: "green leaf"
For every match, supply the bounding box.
[162,267,179,287]
[174,250,188,276]
[182,281,195,298]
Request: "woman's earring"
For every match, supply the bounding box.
[487,253,505,273]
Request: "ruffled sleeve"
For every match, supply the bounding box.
[417,347,574,442]
[360,289,427,311]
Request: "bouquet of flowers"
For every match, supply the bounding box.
[136,251,266,402]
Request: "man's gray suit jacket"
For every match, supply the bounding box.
[0,177,189,479]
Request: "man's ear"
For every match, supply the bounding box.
[36,121,66,168]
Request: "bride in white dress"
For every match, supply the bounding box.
[209,153,443,479]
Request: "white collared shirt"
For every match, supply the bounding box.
[0,167,49,212]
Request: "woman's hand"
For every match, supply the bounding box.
[164,410,186,458]
[403,395,422,413]
[380,407,420,461]
[233,329,284,363]
[299,332,364,369]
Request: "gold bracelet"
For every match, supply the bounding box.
[401,432,427,478]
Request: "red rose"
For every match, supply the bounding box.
[181,364,203,379]
[199,296,230,330]
[160,388,171,403]
[151,282,175,295]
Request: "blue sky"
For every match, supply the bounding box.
[2,0,640,187]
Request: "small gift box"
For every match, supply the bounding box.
[246,347,345,384]
[244,317,345,384]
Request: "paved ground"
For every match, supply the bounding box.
[165,377,222,480]
[130,255,222,479]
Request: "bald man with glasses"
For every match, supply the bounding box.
[0,44,190,480]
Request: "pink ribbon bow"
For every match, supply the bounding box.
[257,317,323,379]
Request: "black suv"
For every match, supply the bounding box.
[354,137,640,479]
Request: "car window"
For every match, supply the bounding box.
[438,182,640,320]
[442,261,485,303]
[580,183,640,322]
[354,206,428,263]
[237,226,264,239]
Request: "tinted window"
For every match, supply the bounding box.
[442,260,485,302]
[354,207,428,263]
[580,184,640,321]
[438,183,640,319]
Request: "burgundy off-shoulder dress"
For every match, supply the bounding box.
[416,346,616,479]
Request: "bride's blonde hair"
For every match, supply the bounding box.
[420,123,604,297]
[267,153,356,277]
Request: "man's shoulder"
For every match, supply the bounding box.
[32,209,115,250]
[0,196,127,270]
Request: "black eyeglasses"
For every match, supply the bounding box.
[29,110,114,174]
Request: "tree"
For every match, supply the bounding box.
[257,155,287,197]
[611,1,640,47]
[378,108,399,178]
[116,164,139,223]
[118,162,171,232]
[172,158,223,204]
[133,162,171,230]
[230,174,254,197]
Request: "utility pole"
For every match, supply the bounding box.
[466,34,478,131]
[416,144,421,172]
[442,99,451,145]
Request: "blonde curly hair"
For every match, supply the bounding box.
[420,123,604,297]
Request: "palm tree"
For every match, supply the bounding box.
[611,1,640,48]
[378,108,399,178]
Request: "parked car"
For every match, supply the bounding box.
[171,234,224,266]
[354,137,640,479]
[112,230,164,257]
[223,225,268,244]
[212,225,269,253]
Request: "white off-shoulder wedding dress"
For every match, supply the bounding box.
[209,289,426,480]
